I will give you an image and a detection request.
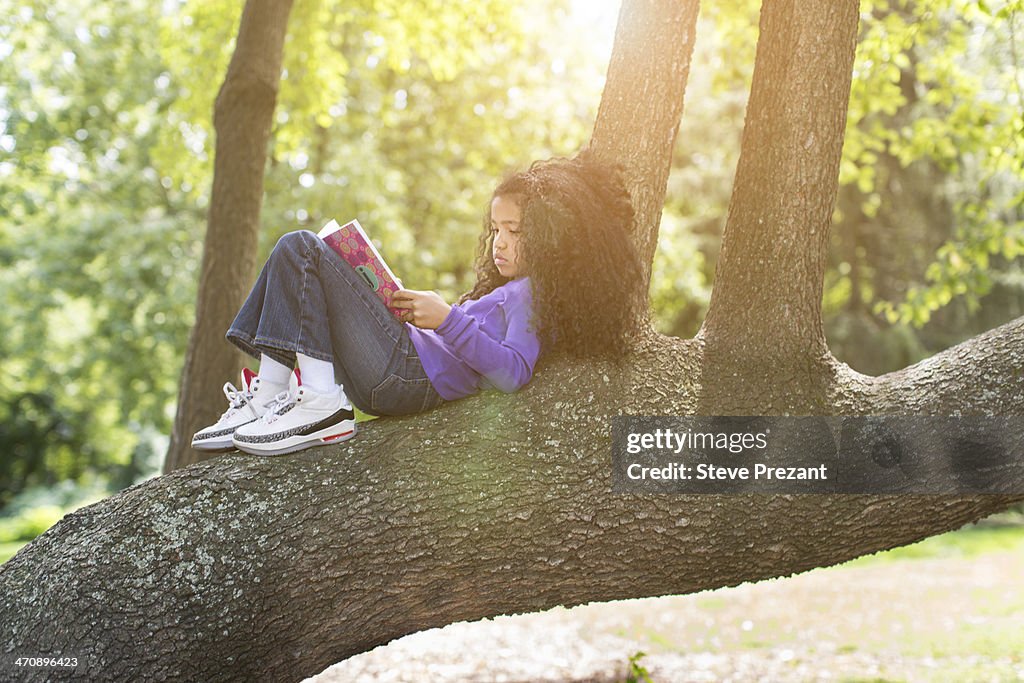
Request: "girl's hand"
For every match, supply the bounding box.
[392,289,452,330]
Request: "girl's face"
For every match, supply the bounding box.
[490,194,523,278]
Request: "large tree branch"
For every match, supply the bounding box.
[3,346,1021,680]
[865,315,1024,414]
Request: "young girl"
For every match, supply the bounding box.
[191,151,642,456]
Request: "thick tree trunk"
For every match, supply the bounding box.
[3,2,1023,681]
[703,1,862,358]
[698,0,862,414]
[164,0,295,473]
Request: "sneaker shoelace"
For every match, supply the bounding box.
[219,382,253,420]
[257,390,296,426]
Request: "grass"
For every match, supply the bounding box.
[841,521,1024,567]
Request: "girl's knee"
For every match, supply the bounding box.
[275,229,319,253]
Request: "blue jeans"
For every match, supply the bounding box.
[226,230,445,416]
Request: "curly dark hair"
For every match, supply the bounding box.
[459,150,644,357]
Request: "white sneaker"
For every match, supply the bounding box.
[232,384,356,456]
[191,368,297,452]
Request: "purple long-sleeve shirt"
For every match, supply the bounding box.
[406,277,540,401]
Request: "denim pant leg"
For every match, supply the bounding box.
[226,230,445,416]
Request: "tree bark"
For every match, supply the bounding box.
[164,0,295,473]
[3,2,1023,681]
[1,338,1021,681]
[703,2,861,354]
[590,0,700,295]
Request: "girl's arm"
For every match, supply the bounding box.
[432,295,540,393]
[393,287,540,392]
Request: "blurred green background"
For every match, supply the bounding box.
[1,0,1022,558]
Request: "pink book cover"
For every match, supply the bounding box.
[317,219,405,318]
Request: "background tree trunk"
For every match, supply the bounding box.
[3,1,1023,681]
[164,0,295,473]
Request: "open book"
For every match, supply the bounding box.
[317,219,404,318]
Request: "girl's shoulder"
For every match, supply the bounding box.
[496,277,532,307]
[474,276,530,300]
[463,277,532,312]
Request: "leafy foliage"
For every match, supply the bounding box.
[1,0,199,502]
[831,0,1024,370]
[624,650,654,683]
